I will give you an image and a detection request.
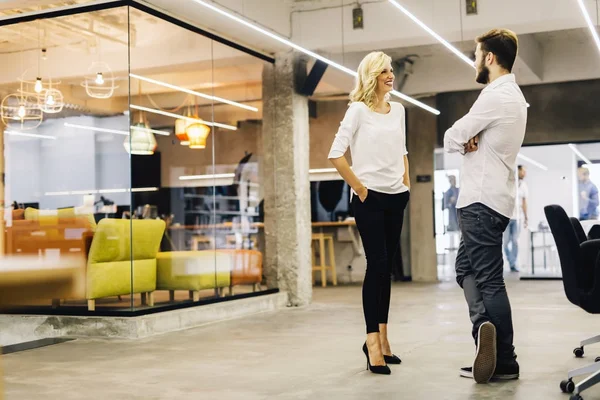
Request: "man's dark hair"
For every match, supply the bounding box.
[518,165,523,170]
[476,29,518,72]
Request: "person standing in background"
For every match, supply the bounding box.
[579,166,599,220]
[503,165,528,272]
[444,175,460,233]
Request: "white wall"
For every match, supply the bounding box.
[95,115,131,206]
[5,115,132,210]
[520,145,578,228]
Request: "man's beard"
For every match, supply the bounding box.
[475,62,490,84]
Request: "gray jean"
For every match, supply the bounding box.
[455,203,517,363]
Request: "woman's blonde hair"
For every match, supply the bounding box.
[349,51,393,110]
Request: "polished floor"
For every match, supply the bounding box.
[3,276,599,400]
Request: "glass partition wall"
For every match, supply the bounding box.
[0,4,275,314]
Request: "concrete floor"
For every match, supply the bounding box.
[3,276,600,400]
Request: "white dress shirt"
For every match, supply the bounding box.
[444,74,528,218]
[328,101,408,194]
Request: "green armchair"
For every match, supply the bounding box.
[86,219,165,311]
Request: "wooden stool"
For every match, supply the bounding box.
[191,235,215,250]
[311,233,337,287]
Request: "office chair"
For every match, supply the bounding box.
[546,205,600,400]
[571,217,600,243]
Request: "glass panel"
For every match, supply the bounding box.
[1,6,131,311]
[128,8,218,306]
[211,40,267,296]
[0,4,275,314]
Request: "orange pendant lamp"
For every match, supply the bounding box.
[175,106,190,145]
[175,100,210,149]
[186,120,211,149]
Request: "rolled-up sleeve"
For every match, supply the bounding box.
[444,91,502,154]
[328,103,361,159]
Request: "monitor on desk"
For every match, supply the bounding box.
[311,180,351,222]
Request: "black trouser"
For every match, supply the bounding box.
[352,190,410,334]
[455,203,517,364]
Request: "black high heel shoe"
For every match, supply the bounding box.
[384,354,402,365]
[362,342,391,375]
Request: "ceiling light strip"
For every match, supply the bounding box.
[45,187,159,196]
[130,104,238,131]
[309,168,338,174]
[517,153,548,171]
[388,0,533,109]
[180,173,235,181]
[577,0,600,55]
[181,169,341,181]
[388,0,475,68]
[65,123,128,136]
[189,0,440,115]
[568,143,592,164]
[65,122,171,136]
[132,126,170,136]
[5,130,56,140]
[130,73,258,113]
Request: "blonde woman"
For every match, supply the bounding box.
[328,51,410,375]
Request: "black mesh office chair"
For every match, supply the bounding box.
[571,217,600,243]
[545,205,600,400]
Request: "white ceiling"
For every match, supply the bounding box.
[0,0,598,117]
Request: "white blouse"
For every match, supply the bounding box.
[328,101,409,194]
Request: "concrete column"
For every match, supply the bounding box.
[406,99,438,282]
[261,51,312,306]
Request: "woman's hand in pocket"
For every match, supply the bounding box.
[357,187,368,203]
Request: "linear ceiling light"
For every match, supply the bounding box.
[517,153,548,171]
[64,122,170,136]
[181,169,341,181]
[577,0,600,55]
[388,0,475,68]
[45,187,158,196]
[133,126,170,136]
[130,73,258,112]
[309,168,338,174]
[5,130,56,140]
[569,143,592,164]
[388,0,532,109]
[130,104,237,131]
[189,0,440,115]
[179,173,235,181]
[65,123,127,135]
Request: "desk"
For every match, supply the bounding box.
[167,220,362,281]
[521,230,561,280]
[168,220,356,231]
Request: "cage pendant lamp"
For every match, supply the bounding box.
[1,80,43,130]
